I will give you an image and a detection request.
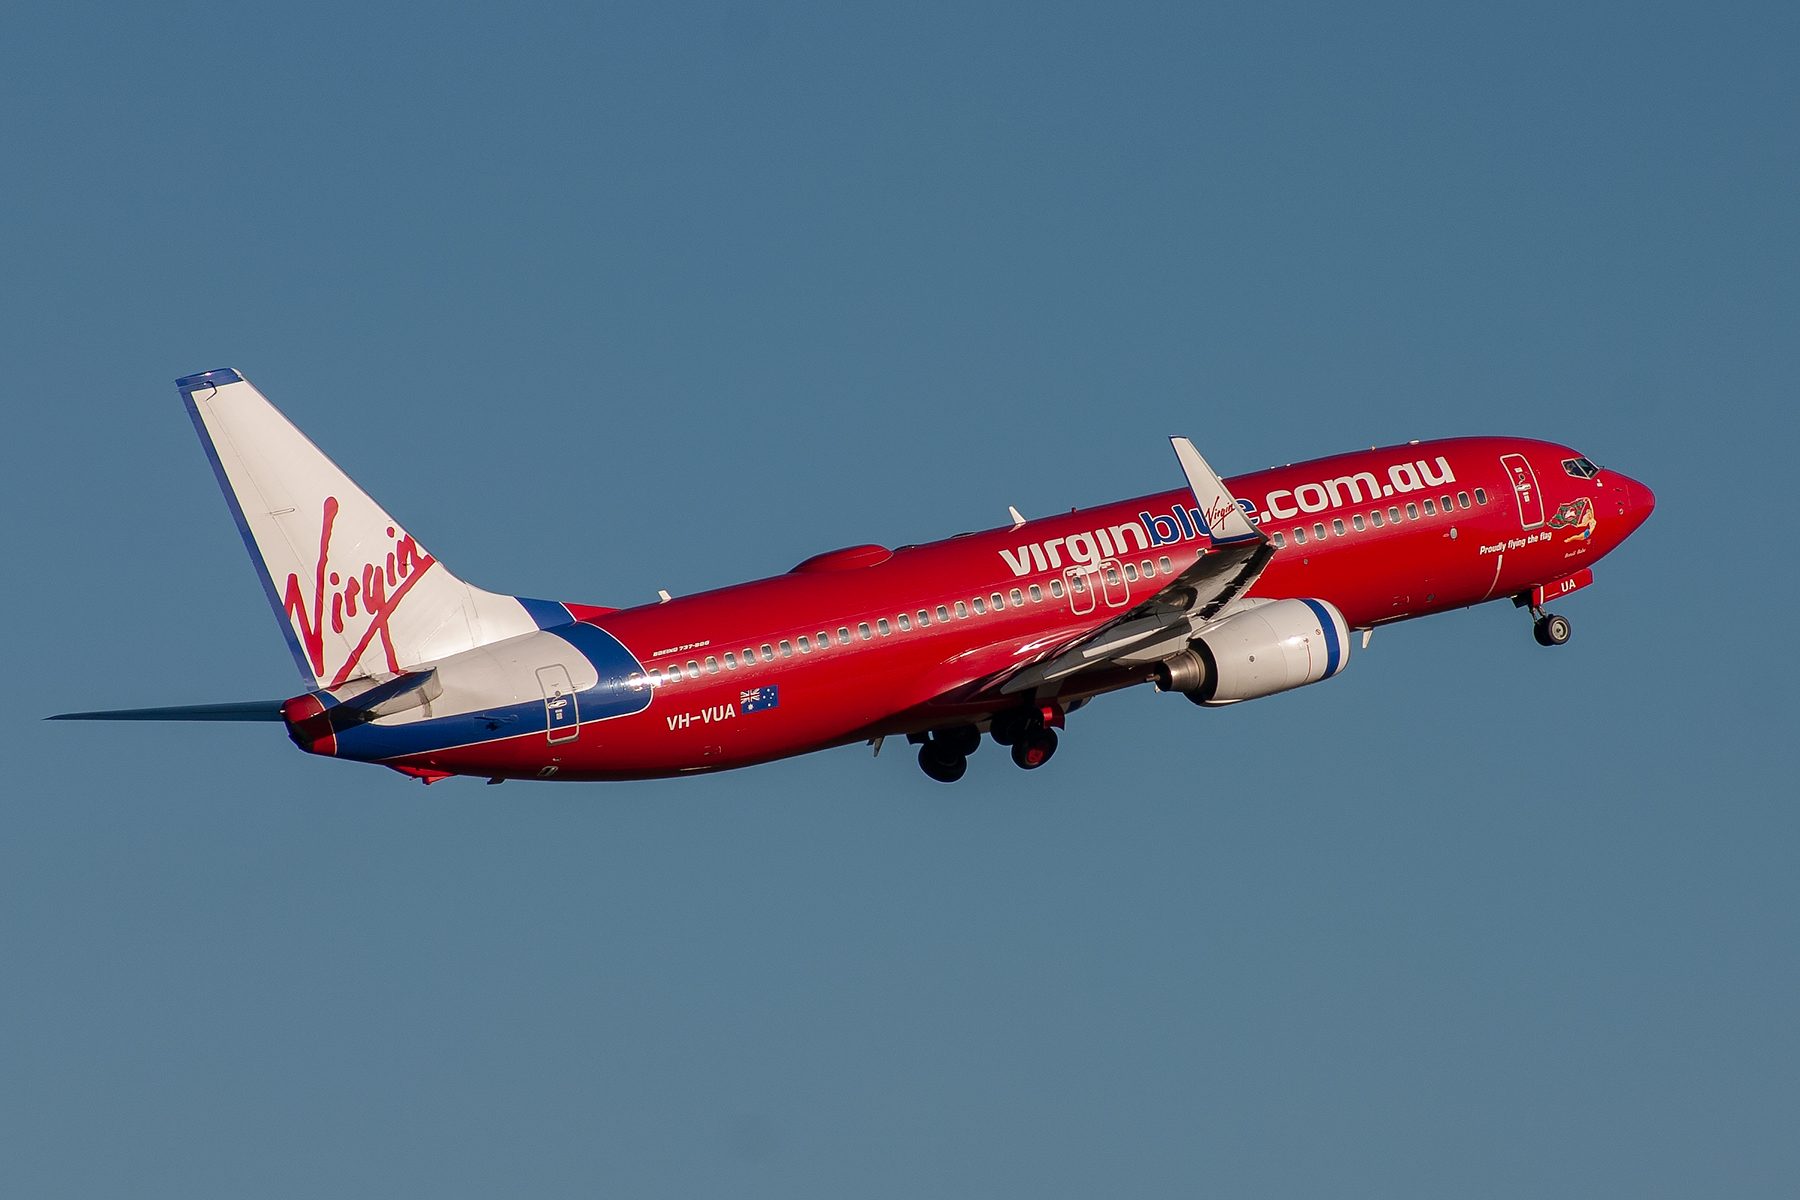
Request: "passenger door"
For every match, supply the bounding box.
[1501,453,1544,530]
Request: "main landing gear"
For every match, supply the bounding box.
[990,707,1059,771]
[917,724,979,783]
[915,709,1060,782]
[1009,727,1058,770]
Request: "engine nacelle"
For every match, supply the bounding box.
[1159,598,1351,706]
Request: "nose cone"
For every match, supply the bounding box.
[1611,471,1656,537]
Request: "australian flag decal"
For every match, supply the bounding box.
[740,686,779,714]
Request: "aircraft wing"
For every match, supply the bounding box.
[995,437,1274,696]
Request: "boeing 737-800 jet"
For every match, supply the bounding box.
[51,370,1655,783]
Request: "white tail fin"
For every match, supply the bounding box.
[1170,436,1263,544]
[179,369,547,689]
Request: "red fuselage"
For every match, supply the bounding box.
[389,436,1654,781]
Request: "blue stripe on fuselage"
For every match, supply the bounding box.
[327,622,653,762]
[515,596,574,630]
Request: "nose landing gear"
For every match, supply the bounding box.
[1533,612,1572,646]
[1516,590,1573,647]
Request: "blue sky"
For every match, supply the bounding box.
[2,3,1796,1196]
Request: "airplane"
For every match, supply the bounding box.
[50,369,1656,784]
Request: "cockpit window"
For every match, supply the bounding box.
[1562,456,1600,479]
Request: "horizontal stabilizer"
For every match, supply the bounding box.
[48,701,286,722]
[330,668,441,721]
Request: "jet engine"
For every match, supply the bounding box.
[1154,598,1351,706]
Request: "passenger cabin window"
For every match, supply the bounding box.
[877,618,891,636]
[1158,556,1173,573]
[1388,507,1401,523]
[1422,499,1436,515]
[1475,488,1489,504]
[1070,575,1087,594]
[955,601,969,618]
[1457,491,1470,509]
[1440,495,1453,512]
[705,656,719,674]
[1028,585,1042,602]
[1010,589,1024,606]
[1370,510,1384,528]
[1406,503,1420,520]
[1333,519,1346,536]
[858,622,872,640]
[898,613,912,631]
[1050,580,1065,598]
[1123,563,1138,581]
[1293,527,1307,544]
[972,597,986,614]
[724,652,738,669]
[1104,567,1120,585]
[779,641,792,658]
[1271,532,1286,548]
[688,660,701,676]
[797,635,811,652]
[1140,560,1154,578]
[1313,523,1326,540]
[937,605,950,621]
[760,644,774,662]
[1352,514,1365,532]
[743,647,756,665]
[838,627,850,645]
[628,672,644,690]
[991,592,1005,609]
[917,609,931,626]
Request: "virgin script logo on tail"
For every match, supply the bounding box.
[283,497,437,687]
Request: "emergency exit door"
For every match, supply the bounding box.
[1064,566,1096,615]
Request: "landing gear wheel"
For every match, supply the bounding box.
[988,709,1030,747]
[1533,613,1572,646]
[918,742,968,783]
[1010,728,1058,770]
[933,725,982,757]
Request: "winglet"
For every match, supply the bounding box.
[1170,437,1262,544]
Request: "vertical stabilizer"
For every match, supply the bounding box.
[178,369,547,689]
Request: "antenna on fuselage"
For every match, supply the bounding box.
[1008,506,1026,529]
